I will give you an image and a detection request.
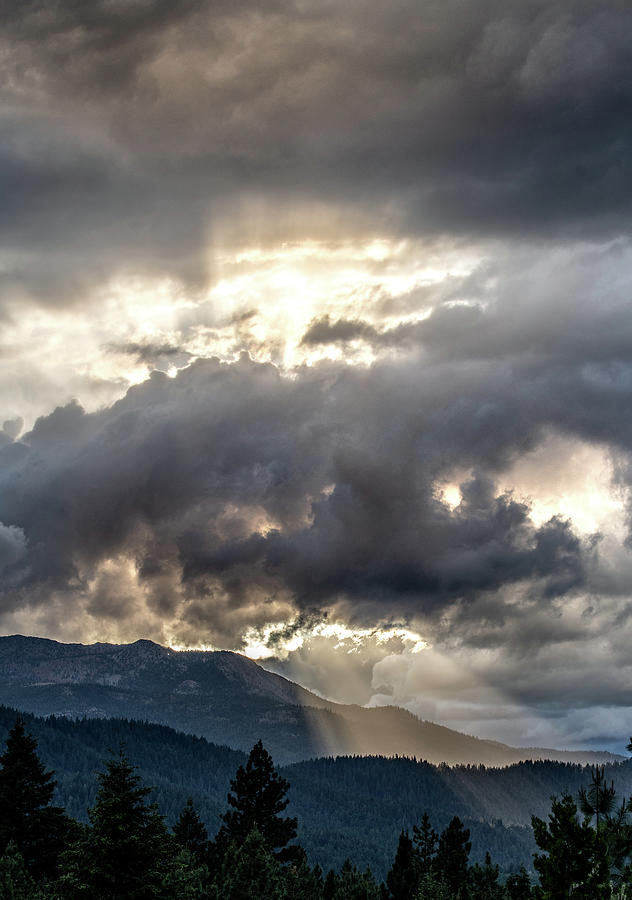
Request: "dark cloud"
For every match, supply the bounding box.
[109,341,193,368]
[1,231,632,714]
[0,522,27,574]
[301,316,378,346]
[0,113,214,304]
[2,274,631,647]
[2,0,632,745]
[2,418,23,441]
[0,0,631,307]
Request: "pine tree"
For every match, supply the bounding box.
[0,841,45,899]
[413,814,438,876]
[505,865,532,900]
[214,828,286,900]
[415,871,450,899]
[283,853,323,900]
[173,797,209,862]
[161,847,209,900]
[602,798,632,894]
[56,749,174,899]
[532,793,610,900]
[216,739,299,863]
[386,830,418,900]
[323,868,339,900]
[578,766,616,830]
[0,716,70,880]
[332,859,380,900]
[469,851,504,900]
[434,816,471,900]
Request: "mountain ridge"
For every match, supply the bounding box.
[0,634,621,767]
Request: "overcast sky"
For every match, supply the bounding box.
[1,0,632,752]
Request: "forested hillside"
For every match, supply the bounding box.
[1,710,630,899]
[1,705,631,878]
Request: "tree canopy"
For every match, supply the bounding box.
[0,716,70,879]
[216,738,299,863]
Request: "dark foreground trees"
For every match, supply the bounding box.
[55,750,175,899]
[3,715,632,898]
[385,830,417,900]
[214,738,300,863]
[0,716,71,880]
[0,723,310,899]
[173,797,210,862]
[532,793,614,900]
[0,840,46,899]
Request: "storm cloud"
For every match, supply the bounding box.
[2,0,632,750]
[1,247,631,646]
[1,0,632,308]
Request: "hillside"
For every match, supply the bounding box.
[0,706,630,878]
[0,635,620,767]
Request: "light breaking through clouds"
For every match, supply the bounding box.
[1,0,632,751]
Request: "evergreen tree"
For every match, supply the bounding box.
[173,797,209,862]
[577,769,632,892]
[469,851,504,900]
[56,749,174,899]
[434,816,471,900]
[0,841,45,899]
[385,830,418,900]
[578,766,616,830]
[332,859,380,900]
[415,872,450,900]
[216,739,299,863]
[602,798,632,893]
[213,828,286,900]
[413,813,438,876]
[283,853,323,900]
[161,847,209,900]
[323,868,339,900]
[0,716,70,880]
[505,866,532,900]
[532,793,610,899]
[313,864,325,894]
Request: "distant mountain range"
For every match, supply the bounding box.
[0,634,621,766]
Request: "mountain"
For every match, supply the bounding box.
[0,634,620,766]
[0,705,631,878]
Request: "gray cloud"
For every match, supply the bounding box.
[2,0,632,747]
[1,231,632,742]
[0,271,627,646]
[0,0,631,308]
[301,316,378,346]
[2,418,23,441]
[0,523,27,574]
[109,341,193,369]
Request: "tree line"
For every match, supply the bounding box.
[6,705,627,875]
[0,716,631,899]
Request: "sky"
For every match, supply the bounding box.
[1,0,632,753]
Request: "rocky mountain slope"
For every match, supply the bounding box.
[0,634,620,766]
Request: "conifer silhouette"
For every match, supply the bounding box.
[217,739,299,863]
[0,716,69,879]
